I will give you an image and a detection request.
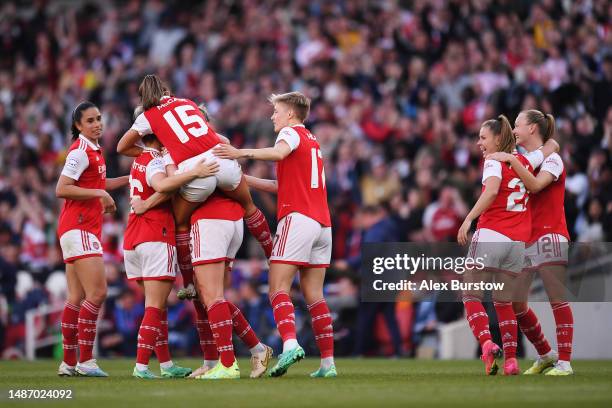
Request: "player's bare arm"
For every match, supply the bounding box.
[213,140,292,162]
[130,193,170,215]
[105,176,130,190]
[56,175,116,213]
[117,129,144,156]
[457,176,500,245]
[244,175,278,193]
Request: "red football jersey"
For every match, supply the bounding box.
[275,125,331,226]
[529,153,569,242]
[134,96,221,165]
[477,154,535,242]
[57,136,106,240]
[123,148,175,250]
[191,192,244,223]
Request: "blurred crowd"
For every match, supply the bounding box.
[0,0,610,359]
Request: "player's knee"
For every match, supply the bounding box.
[512,301,528,314]
[86,288,107,305]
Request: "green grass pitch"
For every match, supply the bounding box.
[1,358,611,407]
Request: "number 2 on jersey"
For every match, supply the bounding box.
[506,177,528,212]
[163,105,208,143]
[310,148,326,189]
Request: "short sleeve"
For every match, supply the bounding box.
[540,153,564,181]
[130,113,153,136]
[482,159,502,184]
[145,158,166,187]
[523,149,544,169]
[275,127,300,152]
[61,149,90,180]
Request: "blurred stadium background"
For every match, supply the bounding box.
[0,0,610,362]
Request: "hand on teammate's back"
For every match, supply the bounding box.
[191,158,220,178]
[486,152,513,163]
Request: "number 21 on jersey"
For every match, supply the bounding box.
[507,177,528,212]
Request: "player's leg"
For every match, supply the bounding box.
[541,263,574,375]
[58,263,84,376]
[513,267,556,374]
[194,262,240,379]
[301,266,337,378]
[189,295,219,378]
[133,278,173,379]
[172,194,201,299]
[462,268,501,375]
[492,271,520,375]
[73,255,108,377]
[220,176,273,258]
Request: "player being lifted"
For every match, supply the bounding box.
[214,92,336,378]
[487,110,573,376]
[117,75,273,300]
[56,102,129,377]
[123,107,218,379]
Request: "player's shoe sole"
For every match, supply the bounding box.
[269,346,305,377]
[250,345,273,378]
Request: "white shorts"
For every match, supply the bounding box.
[525,233,569,269]
[468,228,525,274]
[270,212,332,267]
[191,218,243,265]
[177,145,242,203]
[59,229,103,263]
[124,241,177,281]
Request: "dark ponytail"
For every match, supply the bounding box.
[481,114,515,153]
[71,101,97,140]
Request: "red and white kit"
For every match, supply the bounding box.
[123,148,177,281]
[190,192,245,265]
[270,125,332,267]
[525,152,569,269]
[58,135,106,263]
[131,96,241,202]
[469,151,544,274]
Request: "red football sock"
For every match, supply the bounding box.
[136,307,161,366]
[194,301,218,360]
[308,299,334,358]
[176,231,194,286]
[516,307,551,356]
[552,302,573,361]
[245,208,273,258]
[78,300,100,363]
[61,302,80,366]
[207,300,235,367]
[462,296,492,347]
[270,291,297,342]
[155,309,171,364]
[494,302,518,359]
[228,301,259,349]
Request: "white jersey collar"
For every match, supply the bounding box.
[79,134,101,151]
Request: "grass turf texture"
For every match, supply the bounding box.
[1,359,611,407]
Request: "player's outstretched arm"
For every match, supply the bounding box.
[244,175,278,193]
[457,176,500,245]
[117,129,144,156]
[106,176,129,190]
[56,175,116,213]
[150,159,219,193]
[213,140,292,162]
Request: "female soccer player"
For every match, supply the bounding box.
[457,115,555,376]
[486,110,573,376]
[117,75,272,301]
[56,101,129,377]
[214,92,336,378]
[133,151,273,379]
[123,123,218,379]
